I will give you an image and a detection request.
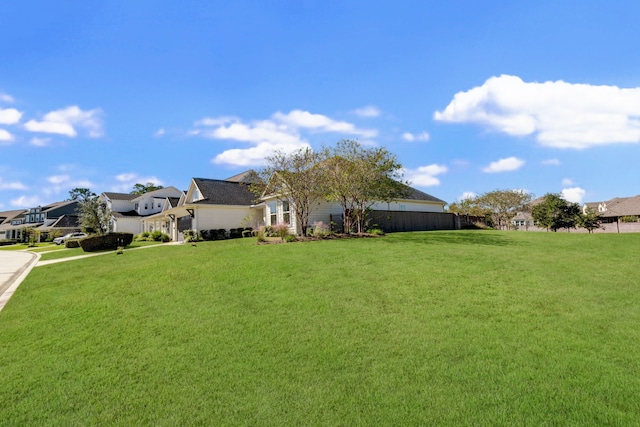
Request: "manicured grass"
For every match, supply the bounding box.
[1,231,639,425]
[0,242,58,251]
[37,241,166,261]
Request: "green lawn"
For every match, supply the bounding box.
[1,231,639,425]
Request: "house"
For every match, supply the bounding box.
[99,186,184,234]
[261,185,449,235]
[0,209,27,241]
[583,195,640,233]
[142,175,258,241]
[0,201,81,242]
[512,195,640,233]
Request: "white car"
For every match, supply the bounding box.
[53,232,87,245]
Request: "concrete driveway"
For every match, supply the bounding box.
[0,251,39,312]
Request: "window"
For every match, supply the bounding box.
[144,203,148,210]
[282,201,290,224]
[269,202,277,225]
[158,203,161,208]
[134,203,139,210]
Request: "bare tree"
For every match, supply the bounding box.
[322,140,406,233]
[253,147,324,236]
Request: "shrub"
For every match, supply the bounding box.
[79,233,134,252]
[183,230,199,243]
[272,223,290,239]
[312,221,330,238]
[242,227,253,237]
[367,228,385,236]
[256,227,267,242]
[151,230,170,242]
[229,228,243,239]
[65,239,82,249]
[0,239,17,246]
[284,234,297,243]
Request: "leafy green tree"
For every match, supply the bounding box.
[67,188,96,201]
[475,189,533,230]
[578,207,602,233]
[531,193,581,232]
[131,182,163,195]
[322,140,406,234]
[78,196,112,235]
[254,147,324,236]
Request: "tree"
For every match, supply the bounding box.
[78,196,112,235]
[475,189,533,230]
[578,207,602,233]
[131,182,163,195]
[67,188,96,201]
[253,147,324,236]
[531,193,581,232]
[322,140,406,234]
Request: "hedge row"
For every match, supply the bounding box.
[79,232,134,252]
[197,228,253,240]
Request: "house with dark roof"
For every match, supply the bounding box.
[142,177,257,241]
[261,182,448,235]
[99,186,184,234]
[0,209,27,241]
[0,201,82,241]
[142,169,451,240]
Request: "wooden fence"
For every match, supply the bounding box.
[331,211,457,233]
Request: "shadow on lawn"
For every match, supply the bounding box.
[387,231,518,247]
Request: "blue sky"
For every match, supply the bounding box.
[2,1,640,209]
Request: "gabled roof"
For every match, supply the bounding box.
[49,214,80,228]
[600,195,640,217]
[167,197,181,208]
[112,210,141,218]
[225,170,260,184]
[402,186,447,204]
[0,209,27,225]
[102,192,138,201]
[191,178,256,206]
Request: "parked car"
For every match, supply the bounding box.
[53,232,87,245]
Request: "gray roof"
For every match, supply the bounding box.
[403,186,447,204]
[192,178,256,206]
[112,210,141,218]
[167,197,181,208]
[224,170,260,184]
[600,195,640,217]
[102,192,138,201]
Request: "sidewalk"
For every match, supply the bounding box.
[0,251,40,312]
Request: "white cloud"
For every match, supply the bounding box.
[24,106,104,138]
[352,105,381,118]
[273,110,377,137]
[402,131,430,142]
[213,141,311,166]
[0,93,15,103]
[561,178,574,186]
[30,137,51,147]
[111,173,164,192]
[0,128,14,143]
[0,178,27,190]
[193,109,376,167]
[0,107,22,125]
[562,187,586,203]
[403,164,448,187]
[542,158,561,166]
[435,74,640,149]
[10,195,44,208]
[482,156,525,173]
[41,174,94,197]
[195,116,239,127]
[154,128,166,137]
[458,191,477,201]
